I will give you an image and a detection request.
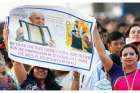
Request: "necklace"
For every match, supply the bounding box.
[124,70,138,90]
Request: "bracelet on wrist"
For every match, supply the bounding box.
[73,78,79,81]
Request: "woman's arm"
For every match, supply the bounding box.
[93,24,113,72]
[3,24,27,85]
[70,71,80,90]
[12,61,27,85]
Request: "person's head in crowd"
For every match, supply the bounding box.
[105,19,118,33]
[134,16,140,25]
[30,66,50,80]
[0,22,12,69]
[120,44,139,68]
[125,23,140,52]
[117,22,128,34]
[125,14,135,25]
[98,14,109,26]
[21,66,62,90]
[96,21,108,49]
[0,54,17,90]
[29,12,45,26]
[0,22,4,34]
[0,22,5,49]
[125,23,140,38]
[1,49,12,69]
[107,31,125,56]
[0,54,6,76]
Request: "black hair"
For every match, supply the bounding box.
[106,18,116,24]
[28,67,62,90]
[0,22,4,31]
[0,22,12,68]
[107,31,124,44]
[125,23,140,37]
[96,20,108,49]
[96,20,107,33]
[117,22,127,27]
[0,49,12,68]
[0,22,4,43]
[134,17,140,22]
[120,44,140,61]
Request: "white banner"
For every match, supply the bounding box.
[8,5,96,71]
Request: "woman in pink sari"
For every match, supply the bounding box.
[113,69,140,90]
[93,24,140,90]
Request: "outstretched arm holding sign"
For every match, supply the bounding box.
[3,23,79,90]
[93,24,113,72]
[3,23,27,85]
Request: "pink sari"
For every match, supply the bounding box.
[113,69,140,90]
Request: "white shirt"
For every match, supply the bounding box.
[55,71,73,90]
[79,48,107,90]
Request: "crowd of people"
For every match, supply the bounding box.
[0,10,140,90]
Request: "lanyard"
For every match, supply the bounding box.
[124,70,138,90]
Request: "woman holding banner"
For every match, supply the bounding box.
[11,61,79,90]
[93,24,140,90]
[3,23,80,90]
